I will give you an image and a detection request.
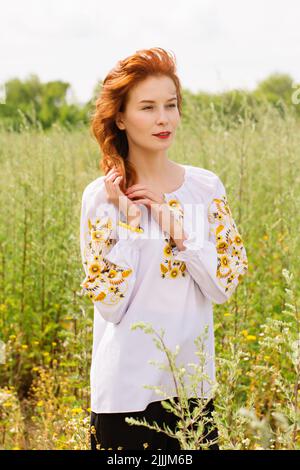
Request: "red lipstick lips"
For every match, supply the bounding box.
[153,131,171,139]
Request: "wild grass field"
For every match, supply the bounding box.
[0,101,299,450]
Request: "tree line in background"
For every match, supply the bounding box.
[0,72,299,132]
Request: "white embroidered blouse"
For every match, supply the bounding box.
[79,164,248,413]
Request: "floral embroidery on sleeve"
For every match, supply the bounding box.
[160,197,187,279]
[80,215,134,305]
[208,194,248,295]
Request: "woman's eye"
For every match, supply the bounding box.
[143,104,177,110]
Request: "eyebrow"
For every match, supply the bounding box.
[139,97,177,103]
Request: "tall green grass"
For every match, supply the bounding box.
[0,101,299,449]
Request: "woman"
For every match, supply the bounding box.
[80,47,248,450]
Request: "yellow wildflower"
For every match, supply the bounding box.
[71,407,83,414]
[3,401,13,407]
[246,335,257,341]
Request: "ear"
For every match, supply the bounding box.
[115,112,125,131]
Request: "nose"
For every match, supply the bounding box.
[155,108,169,124]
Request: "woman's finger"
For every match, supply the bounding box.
[113,175,123,186]
[128,191,160,204]
[106,174,122,195]
[125,185,147,195]
[105,168,120,180]
[106,171,121,182]
[105,168,115,177]
[105,172,121,198]
[127,189,150,198]
[126,187,161,202]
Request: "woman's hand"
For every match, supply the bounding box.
[125,183,187,249]
[104,168,142,227]
[125,184,179,237]
[125,184,165,207]
[104,167,123,206]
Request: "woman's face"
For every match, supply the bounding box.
[116,75,180,152]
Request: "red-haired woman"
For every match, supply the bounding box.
[80,47,248,450]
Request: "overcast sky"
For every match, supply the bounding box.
[1,0,299,104]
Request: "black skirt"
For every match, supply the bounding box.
[90,397,219,450]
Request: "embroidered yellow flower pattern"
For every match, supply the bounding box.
[80,215,133,306]
[167,198,184,219]
[160,197,186,279]
[208,195,248,294]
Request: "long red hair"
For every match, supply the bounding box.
[90,47,183,191]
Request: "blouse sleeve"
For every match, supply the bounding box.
[175,176,248,304]
[79,187,145,324]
